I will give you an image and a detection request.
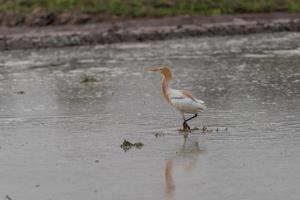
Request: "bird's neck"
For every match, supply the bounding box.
[161,77,170,103]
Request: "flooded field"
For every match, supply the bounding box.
[0,32,299,200]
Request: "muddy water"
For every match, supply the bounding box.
[0,32,299,200]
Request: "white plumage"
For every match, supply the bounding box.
[169,88,206,114]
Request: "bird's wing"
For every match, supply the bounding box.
[181,90,197,102]
[181,89,205,104]
[169,89,204,102]
[168,89,185,100]
[169,88,206,113]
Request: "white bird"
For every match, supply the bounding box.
[147,65,206,131]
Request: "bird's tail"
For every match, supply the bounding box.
[196,100,206,111]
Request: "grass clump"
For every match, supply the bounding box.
[1,0,300,17]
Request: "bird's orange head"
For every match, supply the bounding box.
[146,65,172,81]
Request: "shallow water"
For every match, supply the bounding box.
[0,32,299,200]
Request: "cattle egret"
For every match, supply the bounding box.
[147,65,206,131]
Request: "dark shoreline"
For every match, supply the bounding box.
[1,13,300,51]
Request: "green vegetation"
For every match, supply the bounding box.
[1,0,300,16]
[120,140,144,151]
[80,74,98,83]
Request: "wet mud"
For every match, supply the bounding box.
[1,13,300,50]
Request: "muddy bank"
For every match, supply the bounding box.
[1,13,300,50]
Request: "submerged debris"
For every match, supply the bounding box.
[178,126,228,134]
[154,132,165,138]
[120,140,144,152]
[202,127,228,133]
[16,91,25,94]
[80,75,98,83]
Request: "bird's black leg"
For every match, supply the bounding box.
[185,114,198,123]
[182,114,198,131]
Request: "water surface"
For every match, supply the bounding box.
[0,32,299,200]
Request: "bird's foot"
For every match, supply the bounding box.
[182,122,191,132]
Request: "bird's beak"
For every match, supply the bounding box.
[145,66,160,72]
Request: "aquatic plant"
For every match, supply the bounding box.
[120,139,144,152]
[80,74,98,83]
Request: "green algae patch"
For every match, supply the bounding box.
[133,142,144,149]
[120,140,144,152]
[80,75,98,83]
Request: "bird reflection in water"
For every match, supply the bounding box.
[165,136,205,199]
